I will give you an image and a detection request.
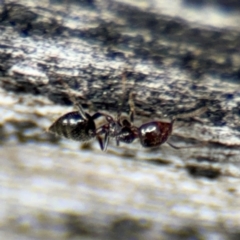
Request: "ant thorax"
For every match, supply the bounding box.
[95,112,131,139]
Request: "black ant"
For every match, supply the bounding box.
[48,77,134,151]
[48,74,140,151]
[48,99,139,151]
[48,104,106,150]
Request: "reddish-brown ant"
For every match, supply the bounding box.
[82,90,178,150]
[94,95,178,151]
[94,92,206,150]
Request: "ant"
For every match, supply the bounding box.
[48,96,139,151]
[94,92,178,150]
[93,84,207,151]
[48,77,205,151]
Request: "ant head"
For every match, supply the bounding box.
[138,121,173,148]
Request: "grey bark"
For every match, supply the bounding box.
[1,0,240,239]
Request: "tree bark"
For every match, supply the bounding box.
[1,0,240,239]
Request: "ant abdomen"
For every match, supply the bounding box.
[48,111,96,142]
[138,121,173,148]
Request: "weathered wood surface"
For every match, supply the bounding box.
[1,0,240,239]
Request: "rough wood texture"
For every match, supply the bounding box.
[1,0,240,239]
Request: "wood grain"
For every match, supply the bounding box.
[1,0,240,239]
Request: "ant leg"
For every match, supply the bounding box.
[116,71,126,119]
[92,112,111,151]
[76,104,88,120]
[167,141,184,149]
[96,135,104,151]
[92,112,116,124]
[91,112,104,120]
[103,132,110,151]
[128,92,135,123]
[96,132,110,151]
[58,78,88,120]
[116,136,120,146]
[167,140,206,149]
[96,124,111,151]
[175,106,207,120]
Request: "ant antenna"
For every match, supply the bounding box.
[167,140,207,149]
[103,130,110,151]
[117,70,127,119]
[175,106,207,120]
[118,69,136,123]
[97,69,136,150]
[128,92,135,123]
[166,106,207,149]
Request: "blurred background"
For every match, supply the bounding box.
[1,0,240,239]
